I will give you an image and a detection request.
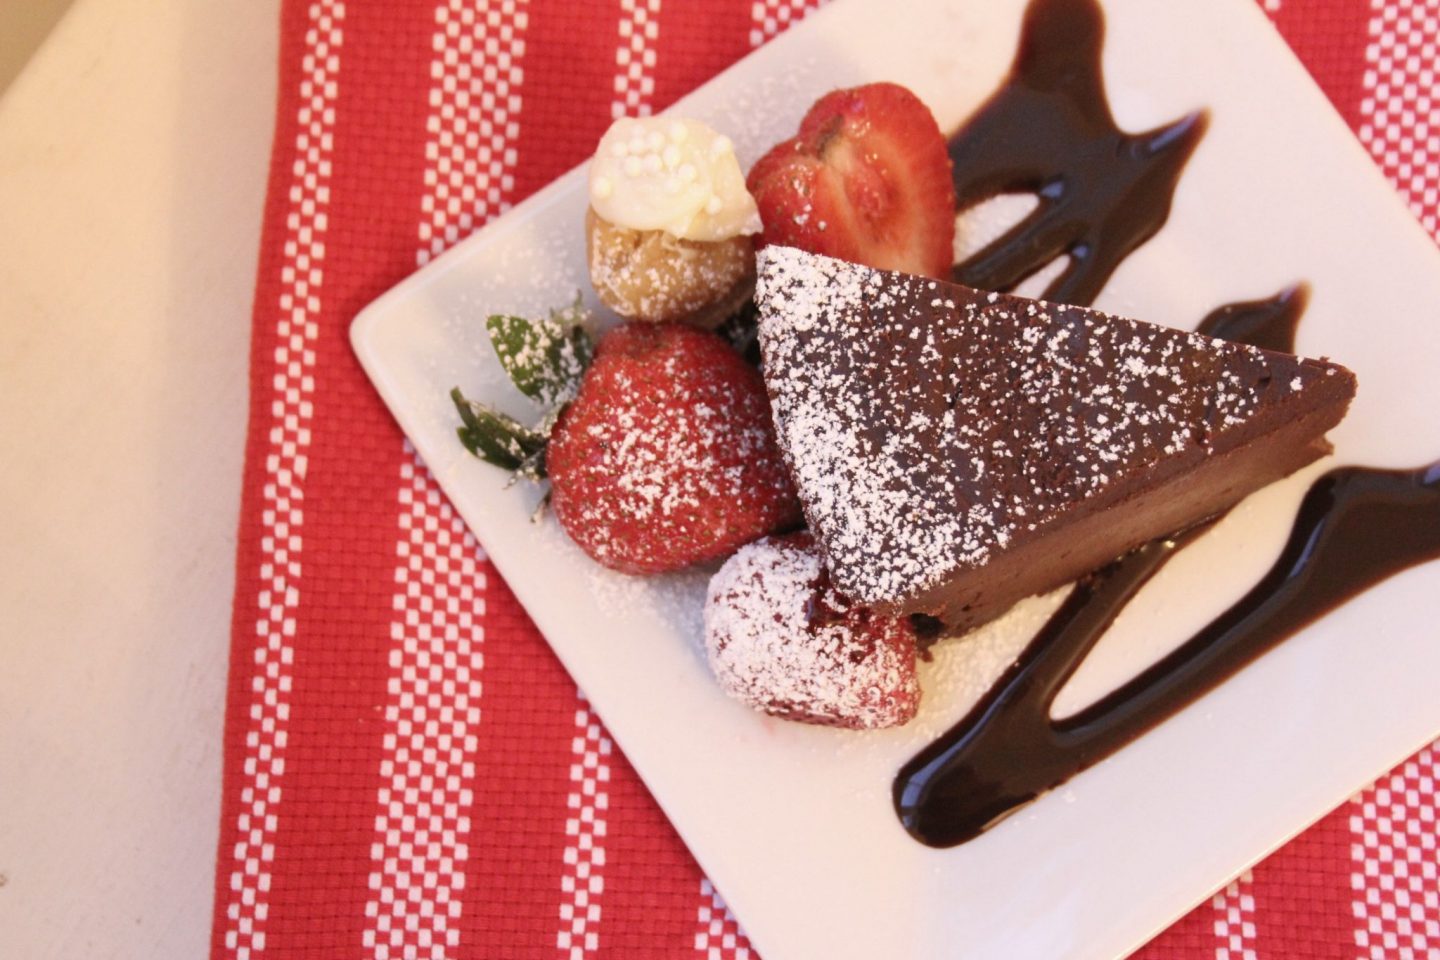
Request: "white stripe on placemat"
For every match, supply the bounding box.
[694,878,753,960]
[417,0,528,267]
[556,694,613,959]
[1350,745,1440,959]
[221,3,343,957]
[748,0,818,47]
[362,448,490,960]
[1356,0,1440,240]
[1351,7,1440,952]
[612,0,662,119]
[1211,871,1258,960]
[362,2,528,957]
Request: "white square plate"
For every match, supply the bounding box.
[351,1,1440,955]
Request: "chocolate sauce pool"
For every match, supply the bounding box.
[897,450,1440,847]
[948,0,1206,304]
[896,291,1440,847]
[892,0,1440,847]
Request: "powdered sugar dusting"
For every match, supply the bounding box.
[581,381,769,527]
[755,246,1342,608]
[704,535,919,730]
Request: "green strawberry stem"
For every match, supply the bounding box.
[485,296,593,410]
[451,387,548,478]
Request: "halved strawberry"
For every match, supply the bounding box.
[747,82,955,279]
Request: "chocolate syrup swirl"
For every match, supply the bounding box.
[949,0,1207,306]
[1195,284,1308,349]
[892,0,1440,847]
[894,291,1313,846]
[896,449,1440,848]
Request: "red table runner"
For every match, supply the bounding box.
[211,1,1440,956]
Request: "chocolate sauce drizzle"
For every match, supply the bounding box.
[894,290,1438,847]
[1195,285,1308,348]
[949,0,1207,305]
[897,445,1440,847]
[893,0,1440,848]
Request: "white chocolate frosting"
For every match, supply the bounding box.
[588,117,762,243]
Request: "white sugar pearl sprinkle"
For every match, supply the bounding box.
[591,176,613,200]
[678,163,697,183]
[623,156,643,177]
[662,144,681,168]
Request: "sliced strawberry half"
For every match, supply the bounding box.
[747,82,956,279]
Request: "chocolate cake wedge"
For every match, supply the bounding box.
[755,246,1356,631]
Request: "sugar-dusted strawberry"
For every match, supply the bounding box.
[747,82,955,279]
[546,322,802,574]
[704,532,920,730]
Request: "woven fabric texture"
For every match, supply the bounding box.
[211,1,1440,957]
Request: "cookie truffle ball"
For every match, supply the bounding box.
[586,208,753,326]
[586,116,762,326]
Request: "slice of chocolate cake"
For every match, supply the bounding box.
[755,246,1356,631]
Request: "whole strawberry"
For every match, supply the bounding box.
[704,532,921,730]
[546,322,802,574]
[747,82,956,279]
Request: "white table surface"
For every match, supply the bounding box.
[0,0,278,954]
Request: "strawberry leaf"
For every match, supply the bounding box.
[451,387,548,478]
[486,297,593,410]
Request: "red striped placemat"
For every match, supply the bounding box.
[211,1,1440,956]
